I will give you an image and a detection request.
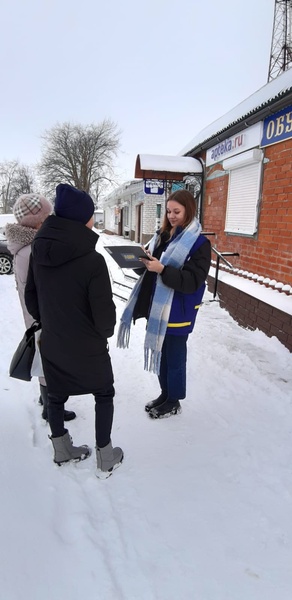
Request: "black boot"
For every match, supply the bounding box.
[145,393,167,413]
[148,399,182,419]
[40,385,48,419]
[63,409,77,421]
[40,385,77,422]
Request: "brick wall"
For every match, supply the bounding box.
[207,275,292,352]
[200,137,292,287]
[260,140,292,281]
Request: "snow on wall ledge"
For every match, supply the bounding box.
[209,266,292,316]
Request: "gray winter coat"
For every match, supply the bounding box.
[6,222,46,386]
[6,223,37,329]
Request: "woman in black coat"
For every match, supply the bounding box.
[25,183,123,477]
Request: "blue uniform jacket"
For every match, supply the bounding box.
[166,235,208,336]
[133,232,211,334]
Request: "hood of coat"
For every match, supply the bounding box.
[31,215,99,268]
[5,222,36,255]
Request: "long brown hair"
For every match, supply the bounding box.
[160,189,197,233]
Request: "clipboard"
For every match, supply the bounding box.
[104,245,150,269]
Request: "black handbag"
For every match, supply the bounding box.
[9,322,42,382]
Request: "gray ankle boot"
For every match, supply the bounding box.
[96,442,123,479]
[50,430,91,465]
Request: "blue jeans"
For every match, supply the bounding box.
[158,334,188,402]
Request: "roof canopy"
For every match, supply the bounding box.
[135,154,203,181]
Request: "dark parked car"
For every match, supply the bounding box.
[0,234,13,274]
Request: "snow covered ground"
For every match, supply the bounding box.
[0,230,292,600]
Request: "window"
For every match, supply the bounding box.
[223,149,263,235]
[123,205,129,227]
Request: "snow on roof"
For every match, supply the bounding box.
[135,154,203,175]
[180,68,292,155]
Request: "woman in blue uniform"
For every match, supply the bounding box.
[117,189,211,419]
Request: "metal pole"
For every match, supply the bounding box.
[213,254,220,299]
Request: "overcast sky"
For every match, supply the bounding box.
[0,0,275,184]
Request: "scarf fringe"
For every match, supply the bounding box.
[144,348,162,375]
[117,321,131,349]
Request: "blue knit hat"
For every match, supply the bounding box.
[55,183,95,224]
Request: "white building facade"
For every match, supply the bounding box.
[103,179,166,244]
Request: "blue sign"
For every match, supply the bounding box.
[144,179,165,195]
[171,182,185,192]
[261,104,292,147]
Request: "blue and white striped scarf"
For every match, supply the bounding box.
[117,218,202,374]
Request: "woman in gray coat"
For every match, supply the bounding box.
[6,193,76,422]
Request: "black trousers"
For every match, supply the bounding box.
[48,385,114,448]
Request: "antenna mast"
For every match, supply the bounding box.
[268,0,292,81]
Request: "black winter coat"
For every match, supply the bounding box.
[25,215,116,396]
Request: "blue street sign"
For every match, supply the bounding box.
[261,104,292,147]
[144,179,165,195]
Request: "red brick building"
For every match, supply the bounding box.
[181,69,292,351]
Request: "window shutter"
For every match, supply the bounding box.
[225,162,262,234]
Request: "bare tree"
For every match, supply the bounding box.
[11,164,34,198]
[39,120,121,200]
[0,161,34,213]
